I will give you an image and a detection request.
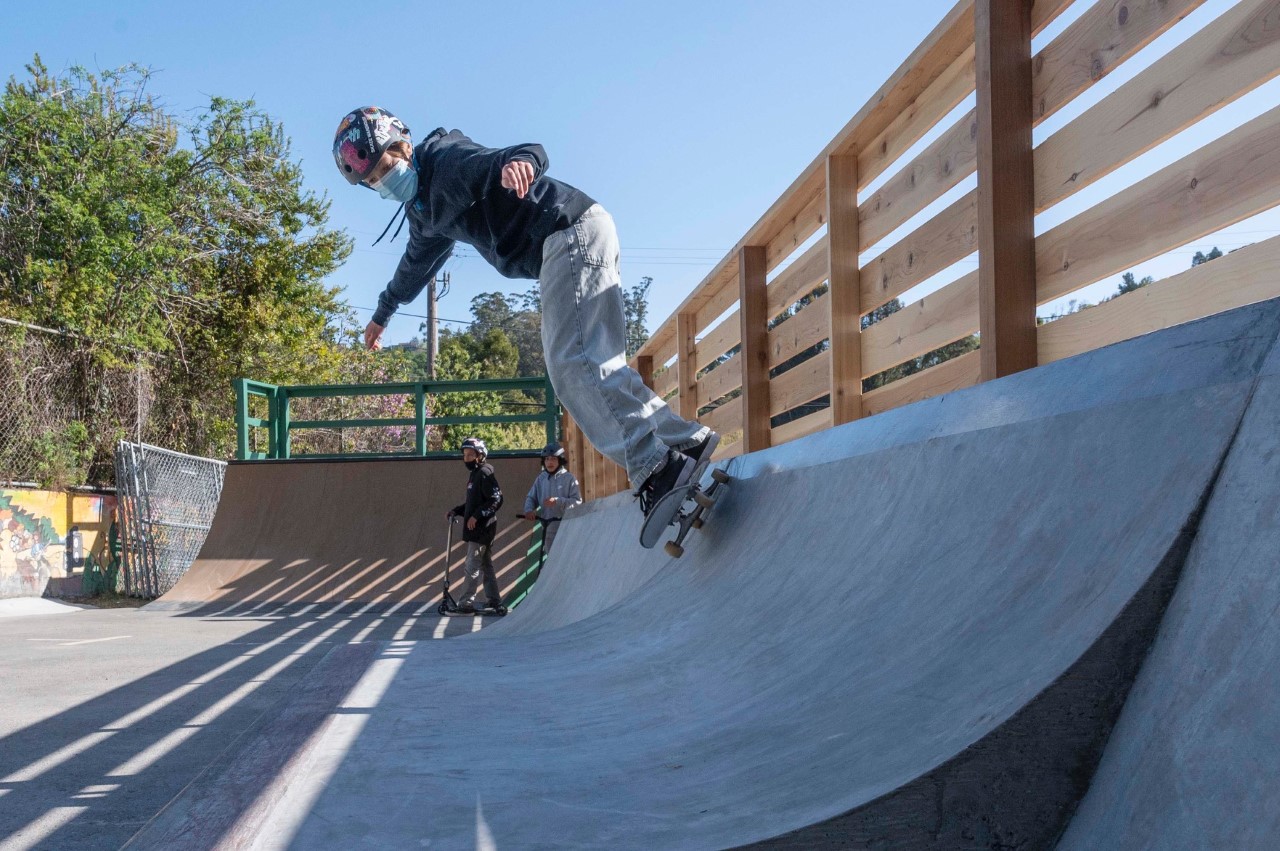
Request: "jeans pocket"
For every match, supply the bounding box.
[574,208,618,269]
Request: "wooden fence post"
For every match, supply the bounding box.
[975,0,1038,380]
[826,153,864,423]
[739,245,771,452]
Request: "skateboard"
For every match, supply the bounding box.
[638,467,731,557]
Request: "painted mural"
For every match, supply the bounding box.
[0,489,116,598]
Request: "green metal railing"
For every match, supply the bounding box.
[233,376,559,461]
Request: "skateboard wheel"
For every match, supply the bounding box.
[694,491,716,509]
[691,517,705,529]
[711,468,730,484]
[664,541,684,558]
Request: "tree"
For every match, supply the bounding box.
[0,56,354,473]
[625,277,652,358]
[1192,247,1224,267]
[1117,271,1154,295]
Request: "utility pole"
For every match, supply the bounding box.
[426,271,448,379]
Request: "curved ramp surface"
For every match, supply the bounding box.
[153,456,543,613]
[128,301,1280,849]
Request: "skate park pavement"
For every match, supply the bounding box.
[4,300,1280,849]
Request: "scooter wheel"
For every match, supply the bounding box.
[664,541,684,558]
[694,490,716,509]
[437,603,449,615]
[711,468,730,484]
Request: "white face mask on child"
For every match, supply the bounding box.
[370,159,418,203]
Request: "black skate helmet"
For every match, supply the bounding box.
[460,436,488,458]
[332,106,412,186]
[541,442,566,469]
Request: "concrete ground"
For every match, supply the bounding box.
[0,603,489,851]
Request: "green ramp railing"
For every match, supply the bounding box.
[233,376,558,461]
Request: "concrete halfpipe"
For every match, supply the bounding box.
[129,299,1280,849]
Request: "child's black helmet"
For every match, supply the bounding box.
[540,443,565,459]
[332,106,412,186]
[460,436,488,458]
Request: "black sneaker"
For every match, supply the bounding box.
[636,449,695,516]
[682,431,720,466]
[481,599,506,615]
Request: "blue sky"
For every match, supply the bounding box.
[7,0,1280,347]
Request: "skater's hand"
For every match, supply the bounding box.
[466,516,477,531]
[542,497,557,509]
[522,511,537,521]
[363,320,384,351]
[501,160,535,199]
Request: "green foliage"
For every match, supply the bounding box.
[625,276,652,358]
[0,56,357,474]
[32,421,93,489]
[1192,247,1224,267]
[429,331,544,452]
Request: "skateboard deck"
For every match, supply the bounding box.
[639,467,731,555]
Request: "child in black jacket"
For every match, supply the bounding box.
[447,437,503,613]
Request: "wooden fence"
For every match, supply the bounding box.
[568,0,1280,500]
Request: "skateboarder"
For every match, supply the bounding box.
[332,107,719,519]
[446,437,504,614]
[521,443,581,555]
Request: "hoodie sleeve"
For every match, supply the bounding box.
[565,475,582,510]
[503,143,548,180]
[435,132,549,205]
[372,214,454,327]
[523,477,540,514]
[477,468,503,520]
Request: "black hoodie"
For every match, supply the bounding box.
[451,462,503,545]
[372,129,596,327]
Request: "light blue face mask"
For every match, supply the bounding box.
[370,159,418,203]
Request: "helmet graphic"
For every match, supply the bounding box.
[332,106,412,186]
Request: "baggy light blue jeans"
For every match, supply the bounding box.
[540,204,708,487]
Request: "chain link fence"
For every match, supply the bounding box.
[0,321,155,488]
[114,441,226,597]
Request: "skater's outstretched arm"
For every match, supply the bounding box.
[369,215,454,334]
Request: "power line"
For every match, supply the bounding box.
[341,303,472,325]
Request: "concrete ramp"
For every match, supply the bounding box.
[152,456,543,613]
[128,301,1280,849]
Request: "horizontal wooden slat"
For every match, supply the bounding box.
[653,366,677,400]
[771,407,835,447]
[764,183,829,276]
[714,439,744,461]
[860,108,979,250]
[695,310,741,373]
[1037,103,1280,304]
[769,239,831,318]
[1036,0,1280,213]
[1039,234,1280,363]
[769,349,832,417]
[861,46,978,190]
[697,355,743,405]
[862,349,981,416]
[700,394,743,437]
[769,294,831,370]
[862,270,980,377]
[1033,0,1208,125]
[862,190,978,313]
